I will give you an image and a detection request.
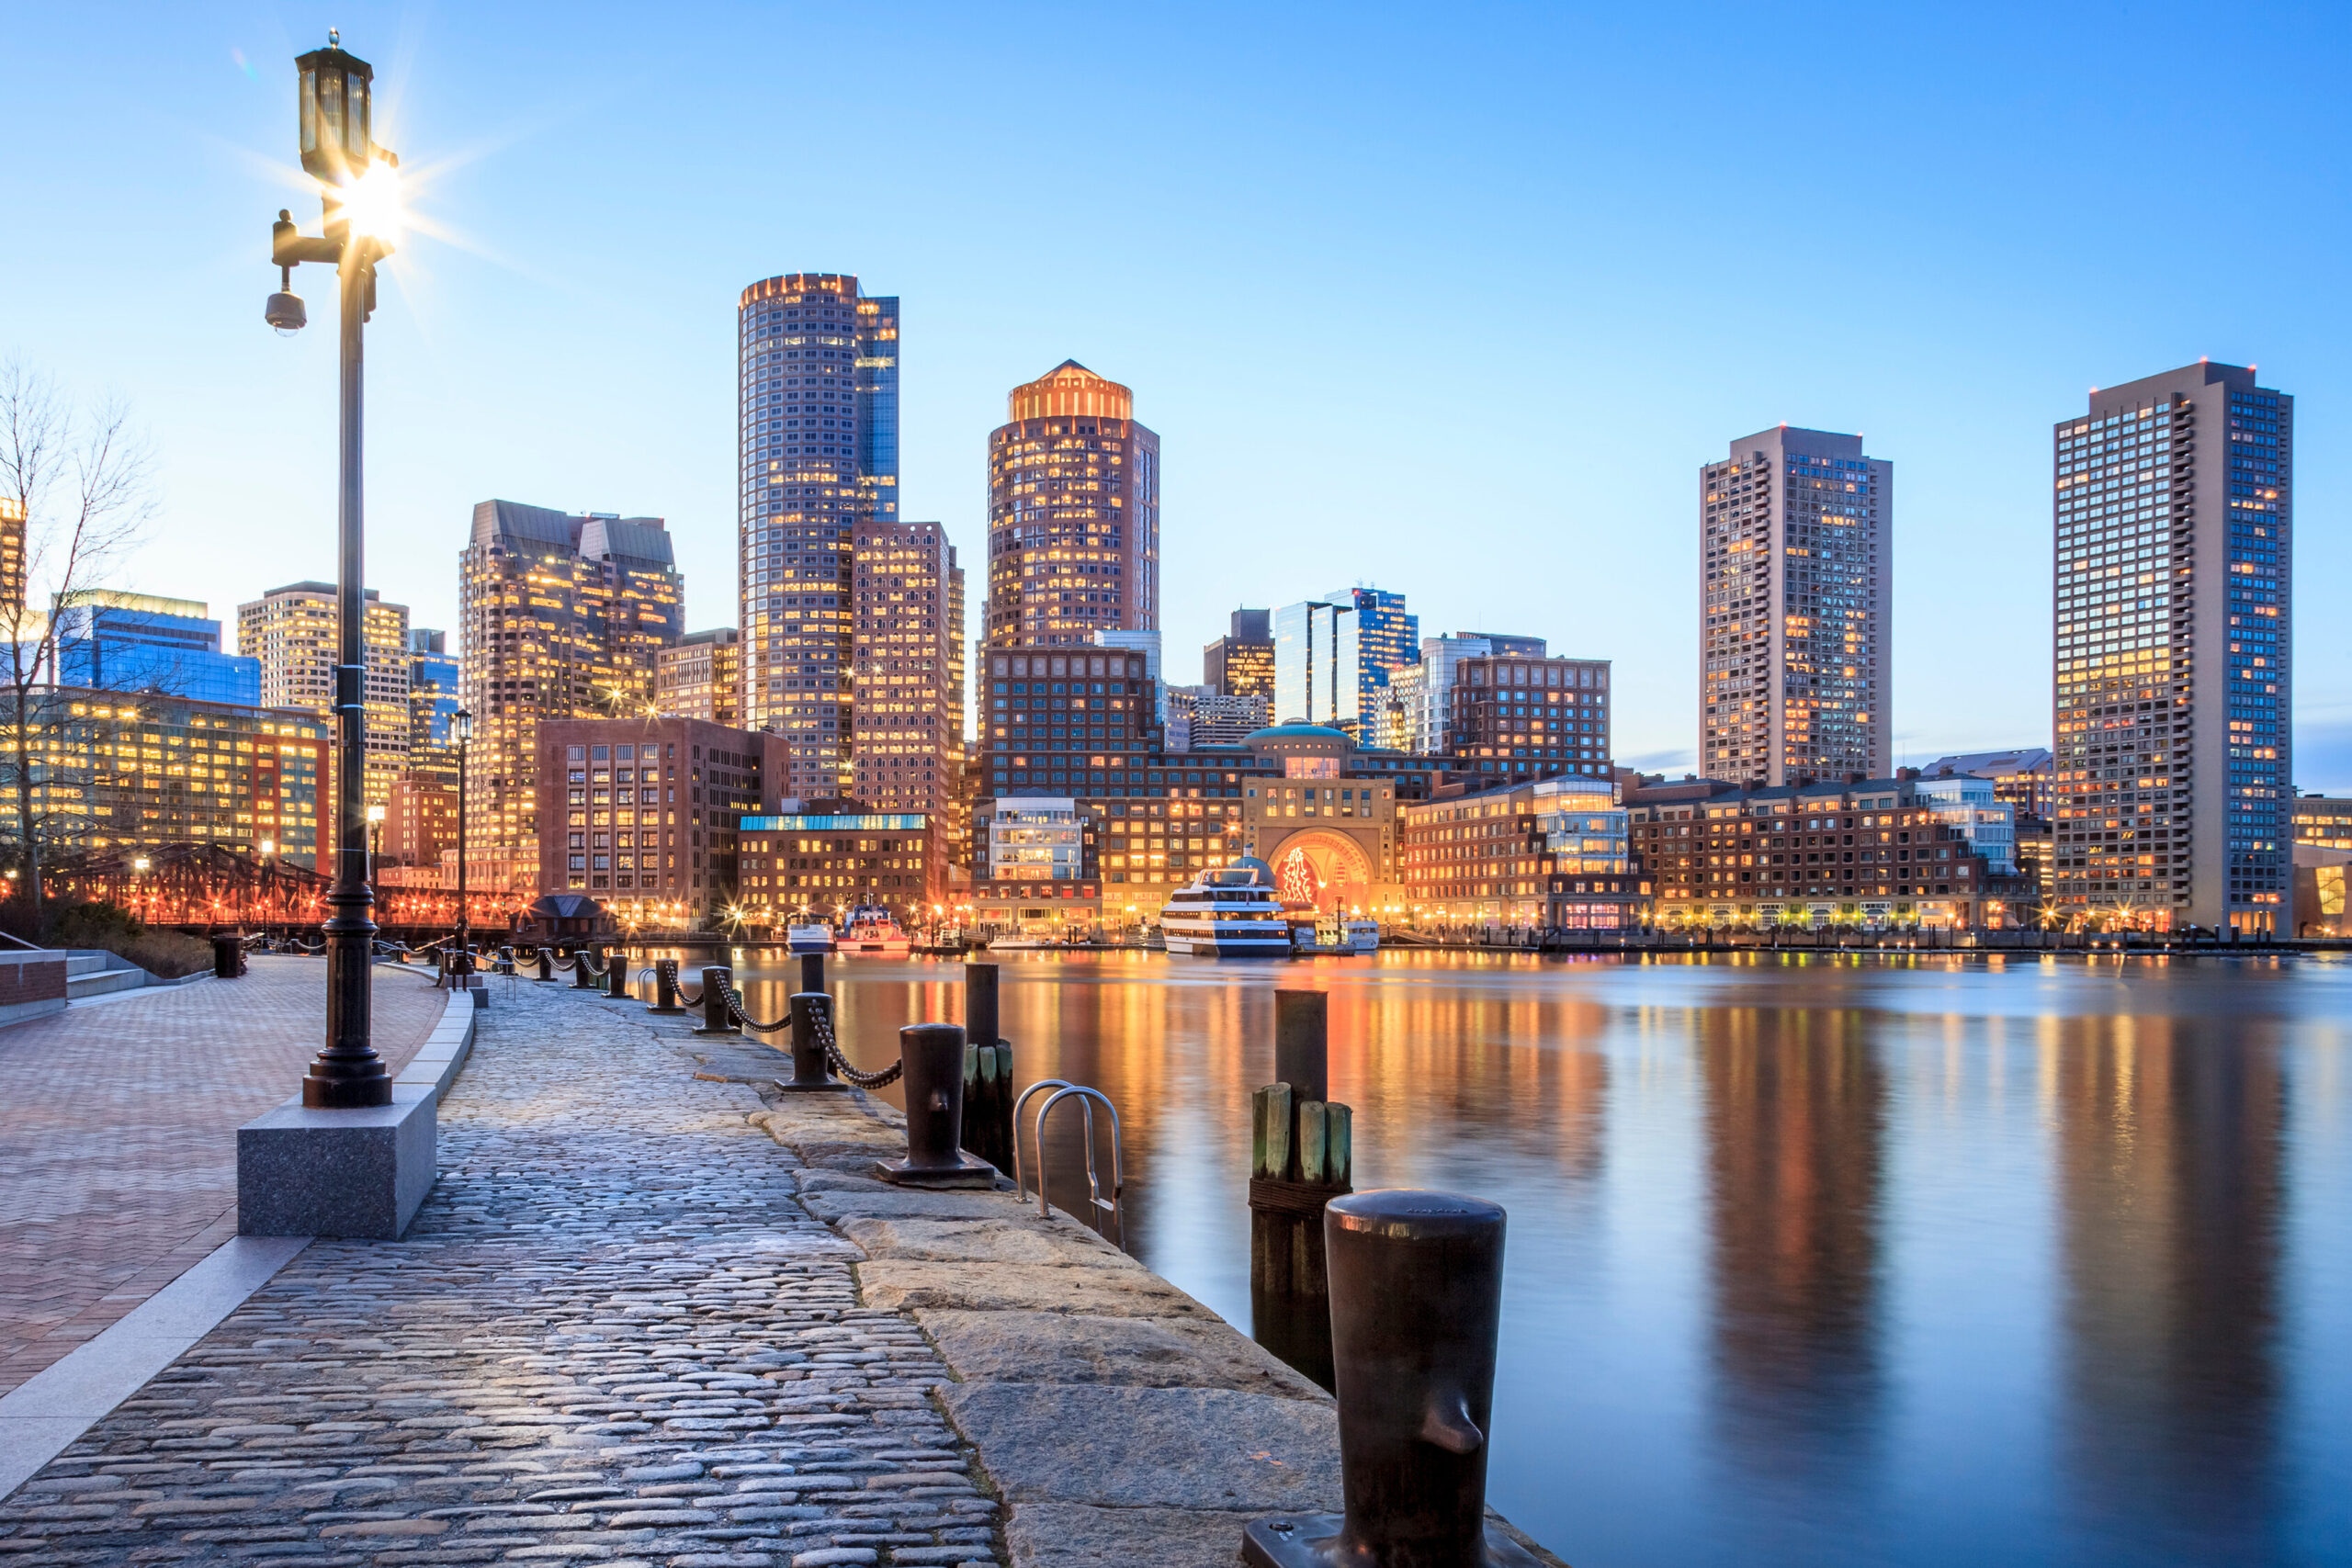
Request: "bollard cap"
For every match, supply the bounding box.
[1328,1189,1504,1244]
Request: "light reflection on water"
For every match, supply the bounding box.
[732,949,2352,1568]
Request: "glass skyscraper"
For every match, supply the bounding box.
[737,274,900,794]
[2052,361,2290,934]
[1273,600,1360,732]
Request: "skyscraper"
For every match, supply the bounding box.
[51,591,260,705]
[984,362,1159,648]
[656,629,741,728]
[850,518,964,822]
[1204,608,1273,700]
[2052,361,2290,933]
[1700,427,1892,785]
[1273,599,1357,730]
[1328,585,1418,722]
[405,626,459,784]
[737,274,900,791]
[238,581,411,807]
[459,501,684,890]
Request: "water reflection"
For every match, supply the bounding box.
[724,950,2345,1568]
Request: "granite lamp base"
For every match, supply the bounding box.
[237,1086,436,1240]
[1242,1517,1544,1568]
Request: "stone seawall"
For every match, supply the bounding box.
[739,1077,1566,1568]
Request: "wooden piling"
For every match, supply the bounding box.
[959,962,1013,1173]
[1250,991,1353,1303]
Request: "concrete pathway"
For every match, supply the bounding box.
[0,959,444,1395]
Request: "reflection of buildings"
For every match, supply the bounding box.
[1701,1010,1883,1479]
[2052,1017,2282,1559]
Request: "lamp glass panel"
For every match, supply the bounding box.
[299,70,318,153]
[317,70,344,156]
[345,75,368,155]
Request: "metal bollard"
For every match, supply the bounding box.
[646,959,689,1015]
[534,946,556,982]
[779,992,844,1091]
[799,952,825,993]
[1243,1190,1539,1568]
[874,1022,992,1187]
[605,952,631,1000]
[571,947,600,988]
[693,964,739,1034]
[211,932,245,979]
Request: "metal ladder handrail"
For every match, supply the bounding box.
[1024,1084,1124,1244]
[1010,1078,1075,1201]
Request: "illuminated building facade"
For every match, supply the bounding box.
[1445,654,1611,790]
[851,518,964,822]
[0,688,331,872]
[2052,362,2290,933]
[406,628,460,786]
[535,716,785,908]
[657,628,741,728]
[51,591,260,706]
[1204,608,1273,700]
[461,501,685,889]
[238,581,411,807]
[384,769,457,869]
[1168,688,1267,750]
[2290,793,2352,852]
[1920,747,2052,821]
[0,493,23,614]
[739,807,945,926]
[736,275,899,800]
[1331,586,1419,717]
[1400,776,1638,929]
[1234,724,1401,916]
[1624,772,2000,929]
[984,362,1159,648]
[1701,427,1892,786]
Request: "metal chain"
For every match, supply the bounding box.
[812,995,900,1088]
[723,985,791,1035]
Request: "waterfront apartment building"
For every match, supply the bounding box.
[850,519,965,821]
[1445,654,1611,790]
[534,716,786,910]
[0,688,331,872]
[1204,609,1273,700]
[2291,794,2352,852]
[657,628,741,728]
[238,581,411,807]
[1921,747,2053,822]
[462,501,684,892]
[384,769,457,869]
[51,591,260,706]
[982,362,1159,648]
[738,806,946,926]
[2052,362,2290,934]
[737,273,899,762]
[1399,776,1640,930]
[1623,772,2003,929]
[1701,427,1892,785]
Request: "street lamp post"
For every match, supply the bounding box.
[454,706,473,968]
[266,32,401,1110]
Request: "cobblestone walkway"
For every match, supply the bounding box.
[0,960,445,1394]
[0,981,1000,1568]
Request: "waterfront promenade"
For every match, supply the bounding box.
[0,960,444,1396]
[0,967,1562,1567]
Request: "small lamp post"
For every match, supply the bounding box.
[454,706,473,968]
[133,856,152,924]
[366,802,386,883]
[266,29,402,1109]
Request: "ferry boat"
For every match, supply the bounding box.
[786,921,835,954]
[1159,860,1294,957]
[1291,913,1383,956]
[837,906,912,957]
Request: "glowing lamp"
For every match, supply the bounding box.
[296,34,378,184]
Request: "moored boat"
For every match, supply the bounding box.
[837,906,912,956]
[1159,859,1292,957]
[786,921,835,954]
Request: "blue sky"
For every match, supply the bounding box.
[4,3,2348,782]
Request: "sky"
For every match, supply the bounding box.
[3,2,2349,784]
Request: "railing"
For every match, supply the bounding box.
[1012,1077,1124,1243]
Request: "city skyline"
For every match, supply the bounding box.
[4,7,2349,784]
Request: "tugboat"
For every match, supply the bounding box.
[1159,858,1293,957]
[837,905,912,957]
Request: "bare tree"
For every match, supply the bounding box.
[0,358,154,938]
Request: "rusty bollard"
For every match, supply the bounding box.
[779,992,846,1092]
[693,964,739,1035]
[645,959,690,1015]
[571,947,601,989]
[1244,1190,1541,1568]
[875,1022,994,1188]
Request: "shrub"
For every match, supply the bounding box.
[119,929,215,980]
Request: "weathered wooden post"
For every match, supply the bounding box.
[959,961,1014,1173]
[1250,989,1354,1388]
[799,952,825,993]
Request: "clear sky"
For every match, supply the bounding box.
[4,3,2347,783]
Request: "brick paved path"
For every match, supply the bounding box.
[0,959,445,1394]
[0,978,1001,1567]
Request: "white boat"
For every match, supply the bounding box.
[1292,914,1383,955]
[838,906,912,957]
[786,922,835,954]
[1159,860,1293,957]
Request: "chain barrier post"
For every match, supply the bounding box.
[605,950,631,1000]
[646,958,690,1015]
[1242,1190,1540,1568]
[799,952,825,994]
[781,992,846,1091]
[875,1022,993,1188]
[571,946,600,988]
[694,964,740,1034]
[532,946,555,982]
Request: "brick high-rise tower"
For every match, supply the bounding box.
[983,362,1159,649]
